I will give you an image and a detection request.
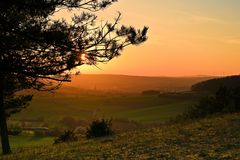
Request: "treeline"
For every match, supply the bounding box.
[182,87,240,119]
[191,75,240,92]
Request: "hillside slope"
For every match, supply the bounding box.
[12,94,195,124]
[2,113,240,159]
[192,75,240,92]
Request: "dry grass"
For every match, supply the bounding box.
[1,113,240,159]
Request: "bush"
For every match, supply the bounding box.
[53,130,77,144]
[183,96,218,119]
[182,87,240,119]
[86,119,114,138]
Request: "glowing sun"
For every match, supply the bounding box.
[80,53,87,61]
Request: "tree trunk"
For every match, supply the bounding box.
[0,74,11,154]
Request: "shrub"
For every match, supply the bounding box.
[53,130,77,144]
[181,87,240,119]
[183,96,217,119]
[86,119,114,138]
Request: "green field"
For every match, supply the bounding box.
[3,93,201,151]
[8,136,54,150]
[2,113,240,159]
[11,93,199,123]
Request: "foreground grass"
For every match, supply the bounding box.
[1,113,240,160]
[8,136,54,150]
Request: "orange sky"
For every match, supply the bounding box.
[56,0,240,77]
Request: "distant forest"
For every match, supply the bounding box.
[191,75,240,92]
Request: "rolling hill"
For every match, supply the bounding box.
[57,74,214,95]
[191,75,240,92]
[10,74,213,125]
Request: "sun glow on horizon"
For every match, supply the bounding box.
[59,0,240,77]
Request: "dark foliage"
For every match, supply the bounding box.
[0,0,148,154]
[0,0,148,90]
[4,94,32,117]
[183,87,240,119]
[86,119,113,138]
[191,75,240,93]
[53,130,77,144]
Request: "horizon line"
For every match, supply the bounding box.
[72,73,229,78]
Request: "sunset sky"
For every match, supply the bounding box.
[64,0,240,77]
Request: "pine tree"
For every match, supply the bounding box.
[0,0,148,154]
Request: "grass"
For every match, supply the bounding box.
[10,94,199,123]
[1,113,240,159]
[113,101,192,122]
[8,136,54,150]
[2,93,201,155]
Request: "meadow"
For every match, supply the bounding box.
[2,113,240,159]
[9,74,211,126]
[11,93,199,123]
[5,91,202,151]
[1,75,211,154]
[8,136,54,150]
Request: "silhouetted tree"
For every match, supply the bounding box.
[0,0,148,154]
[3,74,33,117]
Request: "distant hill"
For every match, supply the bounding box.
[57,74,213,94]
[191,75,240,92]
